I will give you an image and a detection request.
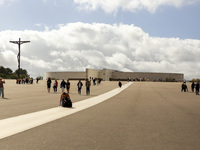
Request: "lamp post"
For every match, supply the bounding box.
[10,38,30,78]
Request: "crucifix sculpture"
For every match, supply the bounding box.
[10,38,30,78]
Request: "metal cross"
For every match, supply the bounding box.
[10,38,30,78]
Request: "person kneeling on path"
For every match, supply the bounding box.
[59,92,72,107]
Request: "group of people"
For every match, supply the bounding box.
[181,81,200,95]
[60,79,71,93]
[46,78,92,108]
[58,79,92,108]
[16,78,34,84]
[46,77,91,95]
[92,78,102,86]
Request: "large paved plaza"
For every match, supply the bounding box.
[0,80,200,150]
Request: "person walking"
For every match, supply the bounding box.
[195,82,199,95]
[191,82,195,92]
[85,79,91,95]
[93,78,96,86]
[53,80,58,92]
[66,80,70,93]
[47,77,52,93]
[77,80,83,95]
[118,80,122,88]
[60,79,66,92]
[181,82,188,92]
[36,77,39,84]
[0,77,5,99]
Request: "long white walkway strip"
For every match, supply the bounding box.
[0,82,132,139]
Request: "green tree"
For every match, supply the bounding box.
[0,66,30,79]
[191,79,200,82]
[0,66,6,74]
[0,66,13,75]
[5,68,13,75]
[14,68,29,78]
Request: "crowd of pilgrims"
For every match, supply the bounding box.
[46,77,102,94]
[16,78,34,84]
[181,81,200,95]
[11,77,200,108]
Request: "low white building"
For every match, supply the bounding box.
[45,68,184,82]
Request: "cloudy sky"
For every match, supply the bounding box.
[0,0,200,80]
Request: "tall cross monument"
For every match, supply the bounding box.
[10,38,30,78]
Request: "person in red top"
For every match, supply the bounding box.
[53,80,58,92]
[0,77,5,98]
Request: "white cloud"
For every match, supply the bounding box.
[0,0,16,7]
[0,22,200,79]
[0,0,4,5]
[74,0,199,13]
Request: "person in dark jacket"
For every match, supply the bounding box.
[191,82,195,92]
[66,80,70,93]
[195,82,199,95]
[47,77,51,93]
[181,82,188,92]
[60,79,66,93]
[77,80,83,95]
[59,92,72,107]
[85,79,91,95]
[118,80,122,88]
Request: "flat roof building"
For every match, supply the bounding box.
[45,68,184,82]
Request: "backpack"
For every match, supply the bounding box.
[61,97,72,107]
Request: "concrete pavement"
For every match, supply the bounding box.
[0,81,200,150]
[0,80,121,119]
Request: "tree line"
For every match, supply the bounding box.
[0,66,29,79]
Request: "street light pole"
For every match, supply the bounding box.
[10,38,30,78]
